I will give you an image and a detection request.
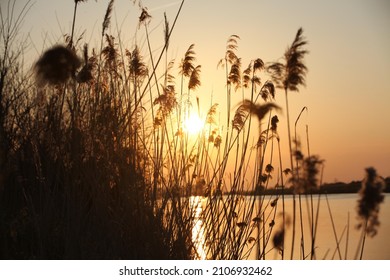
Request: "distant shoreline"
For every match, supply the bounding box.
[236,177,390,196]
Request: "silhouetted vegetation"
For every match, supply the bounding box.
[0,0,386,260]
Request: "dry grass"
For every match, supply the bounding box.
[0,0,385,260]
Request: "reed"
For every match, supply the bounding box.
[267,27,309,259]
[355,167,385,259]
[0,0,386,260]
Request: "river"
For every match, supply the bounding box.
[190,193,390,260]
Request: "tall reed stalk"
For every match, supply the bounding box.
[267,27,308,259]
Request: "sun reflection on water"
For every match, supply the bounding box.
[190,196,207,260]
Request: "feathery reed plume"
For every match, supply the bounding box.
[242,63,252,89]
[232,103,249,131]
[284,28,308,91]
[188,65,201,90]
[164,12,170,48]
[259,81,275,101]
[218,35,240,67]
[163,59,176,85]
[267,28,308,91]
[238,100,281,122]
[102,35,119,71]
[273,228,285,253]
[206,103,219,125]
[292,155,323,194]
[355,167,385,259]
[228,58,241,91]
[257,114,280,149]
[129,46,148,79]
[242,60,262,91]
[153,85,177,127]
[139,7,152,27]
[34,45,81,86]
[253,58,265,71]
[180,44,196,77]
[265,164,274,174]
[251,62,263,91]
[273,214,291,255]
[233,101,280,132]
[82,42,88,62]
[271,115,279,132]
[76,44,94,83]
[213,135,222,148]
[102,0,115,36]
[356,167,385,237]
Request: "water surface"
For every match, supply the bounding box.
[191,193,390,260]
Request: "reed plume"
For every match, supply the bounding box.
[354,167,385,259]
[232,103,249,132]
[273,214,291,254]
[153,85,177,127]
[271,115,279,132]
[267,28,308,91]
[129,46,148,79]
[138,7,152,27]
[188,65,201,90]
[218,35,240,67]
[238,100,281,122]
[34,45,81,86]
[228,58,241,91]
[242,64,252,89]
[253,58,265,71]
[76,44,95,83]
[242,58,263,91]
[290,154,323,194]
[259,81,275,101]
[206,103,219,125]
[356,167,385,237]
[102,0,115,36]
[180,44,196,77]
[232,100,280,132]
[102,35,119,72]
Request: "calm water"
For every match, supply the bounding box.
[191,193,390,260]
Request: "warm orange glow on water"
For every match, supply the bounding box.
[190,196,207,260]
[191,194,390,260]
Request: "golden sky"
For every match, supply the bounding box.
[10,0,390,183]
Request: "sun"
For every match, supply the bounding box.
[184,114,204,135]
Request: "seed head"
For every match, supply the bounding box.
[34,45,81,86]
[273,228,284,252]
[356,167,385,237]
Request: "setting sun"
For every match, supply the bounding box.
[184,114,204,135]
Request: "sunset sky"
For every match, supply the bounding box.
[9,0,390,183]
